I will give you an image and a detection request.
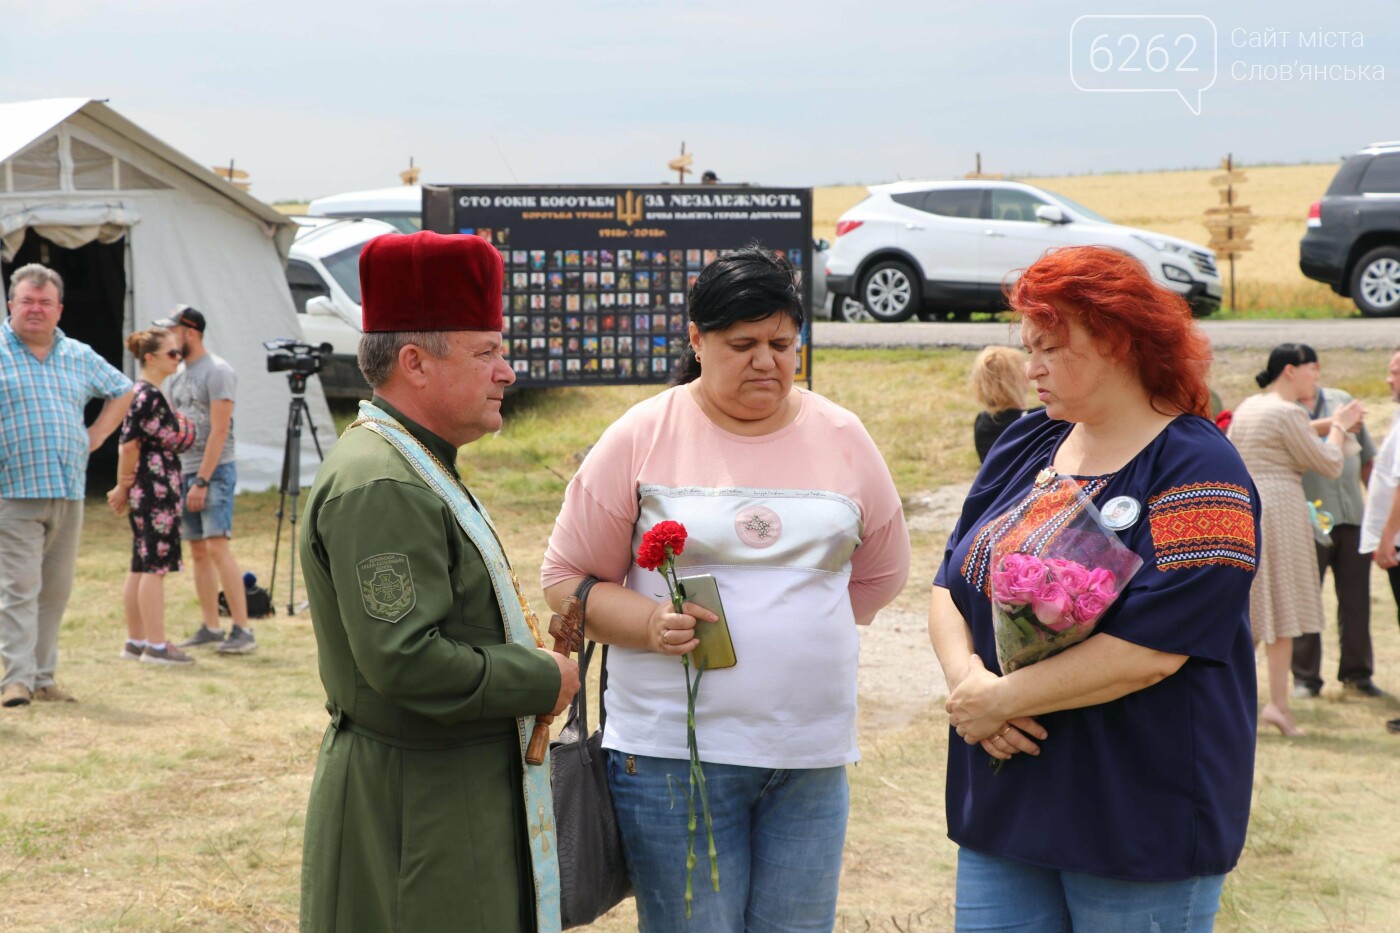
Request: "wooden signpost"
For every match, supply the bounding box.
[668,142,694,184]
[1204,154,1253,312]
[211,160,250,191]
[963,152,1004,180]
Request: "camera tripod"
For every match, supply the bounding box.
[268,371,326,615]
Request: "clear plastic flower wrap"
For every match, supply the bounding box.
[990,476,1144,673]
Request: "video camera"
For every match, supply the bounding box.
[264,338,332,375]
[264,338,333,393]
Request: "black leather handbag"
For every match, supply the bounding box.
[551,583,633,928]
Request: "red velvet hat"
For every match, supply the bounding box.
[359,231,503,332]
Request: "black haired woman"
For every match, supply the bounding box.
[540,246,910,931]
[1228,343,1362,735]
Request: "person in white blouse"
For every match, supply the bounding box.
[1357,346,1400,735]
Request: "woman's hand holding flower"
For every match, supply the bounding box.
[946,654,1047,758]
[647,599,718,656]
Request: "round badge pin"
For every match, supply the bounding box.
[1101,496,1141,531]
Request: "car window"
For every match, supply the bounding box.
[382,215,423,233]
[990,189,1050,223]
[1326,156,1370,195]
[920,189,985,219]
[1359,154,1400,194]
[323,243,367,305]
[287,259,331,314]
[1038,189,1112,223]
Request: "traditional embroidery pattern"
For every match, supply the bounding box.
[961,477,1110,595]
[1148,482,1256,572]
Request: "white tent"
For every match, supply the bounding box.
[0,98,334,492]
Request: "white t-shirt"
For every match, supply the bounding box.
[541,385,910,768]
[1360,410,1400,554]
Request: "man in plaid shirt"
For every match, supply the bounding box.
[1,263,132,707]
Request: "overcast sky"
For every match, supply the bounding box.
[4,0,1396,202]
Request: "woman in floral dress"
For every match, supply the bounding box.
[107,328,196,665]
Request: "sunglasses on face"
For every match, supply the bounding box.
[156,349,181,360]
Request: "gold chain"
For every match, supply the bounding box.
[350,415,545,647]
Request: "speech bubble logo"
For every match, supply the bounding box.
[1070,14,1218,115]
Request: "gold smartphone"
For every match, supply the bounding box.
[676,573,737,671]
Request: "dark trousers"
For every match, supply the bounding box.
[1387,564,1400,633]
[1292,524,1373,688]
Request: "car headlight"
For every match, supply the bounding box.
[1132,234,1190,256]
[1162,264,1193,284]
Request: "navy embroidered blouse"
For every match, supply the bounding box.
[935,411,1260,881]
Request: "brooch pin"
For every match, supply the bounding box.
[1034,467,1058,488]
[735,505,782,549]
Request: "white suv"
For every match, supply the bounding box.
[285,217,400,398]
[824,180,1222,322]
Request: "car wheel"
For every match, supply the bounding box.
[860,261,921,323]
[832,294,873,323]
[1351,246,1400,317]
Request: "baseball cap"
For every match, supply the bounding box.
[152,305,206,332]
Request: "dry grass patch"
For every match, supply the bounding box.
[4,348,1398,929]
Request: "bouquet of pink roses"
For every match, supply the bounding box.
[990,477,1142,673]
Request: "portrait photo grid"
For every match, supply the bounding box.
[473,235,806,386]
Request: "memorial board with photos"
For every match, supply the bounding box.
[423,185,813,388]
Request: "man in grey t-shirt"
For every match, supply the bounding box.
[1293,381,1379,697]
[156,306,257,655]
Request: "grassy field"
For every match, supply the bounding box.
[814,163,1351,317]
[5,347,1399,930]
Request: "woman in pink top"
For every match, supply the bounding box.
[542,247,910,932]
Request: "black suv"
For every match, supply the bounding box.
[1300,142,1400,316]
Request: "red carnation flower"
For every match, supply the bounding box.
[637,538,667,571]
[637,520,687,570]
[651,521,687,556]
[634,516,714,911]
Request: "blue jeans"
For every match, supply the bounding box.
[606,750,849,932]
[955,848,1226,932]
[181,462,236,540]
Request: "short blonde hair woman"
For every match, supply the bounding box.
[970,345,1031,462]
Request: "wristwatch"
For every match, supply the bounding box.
[191,476,210,488]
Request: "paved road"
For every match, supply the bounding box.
[814,319,1398,351]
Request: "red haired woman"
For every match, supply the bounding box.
[930,247,1260,929]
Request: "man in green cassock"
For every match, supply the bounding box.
[299,231,579,932]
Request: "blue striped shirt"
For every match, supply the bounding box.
[1,321,133,499]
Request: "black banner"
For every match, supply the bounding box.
[423,185,813,388]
